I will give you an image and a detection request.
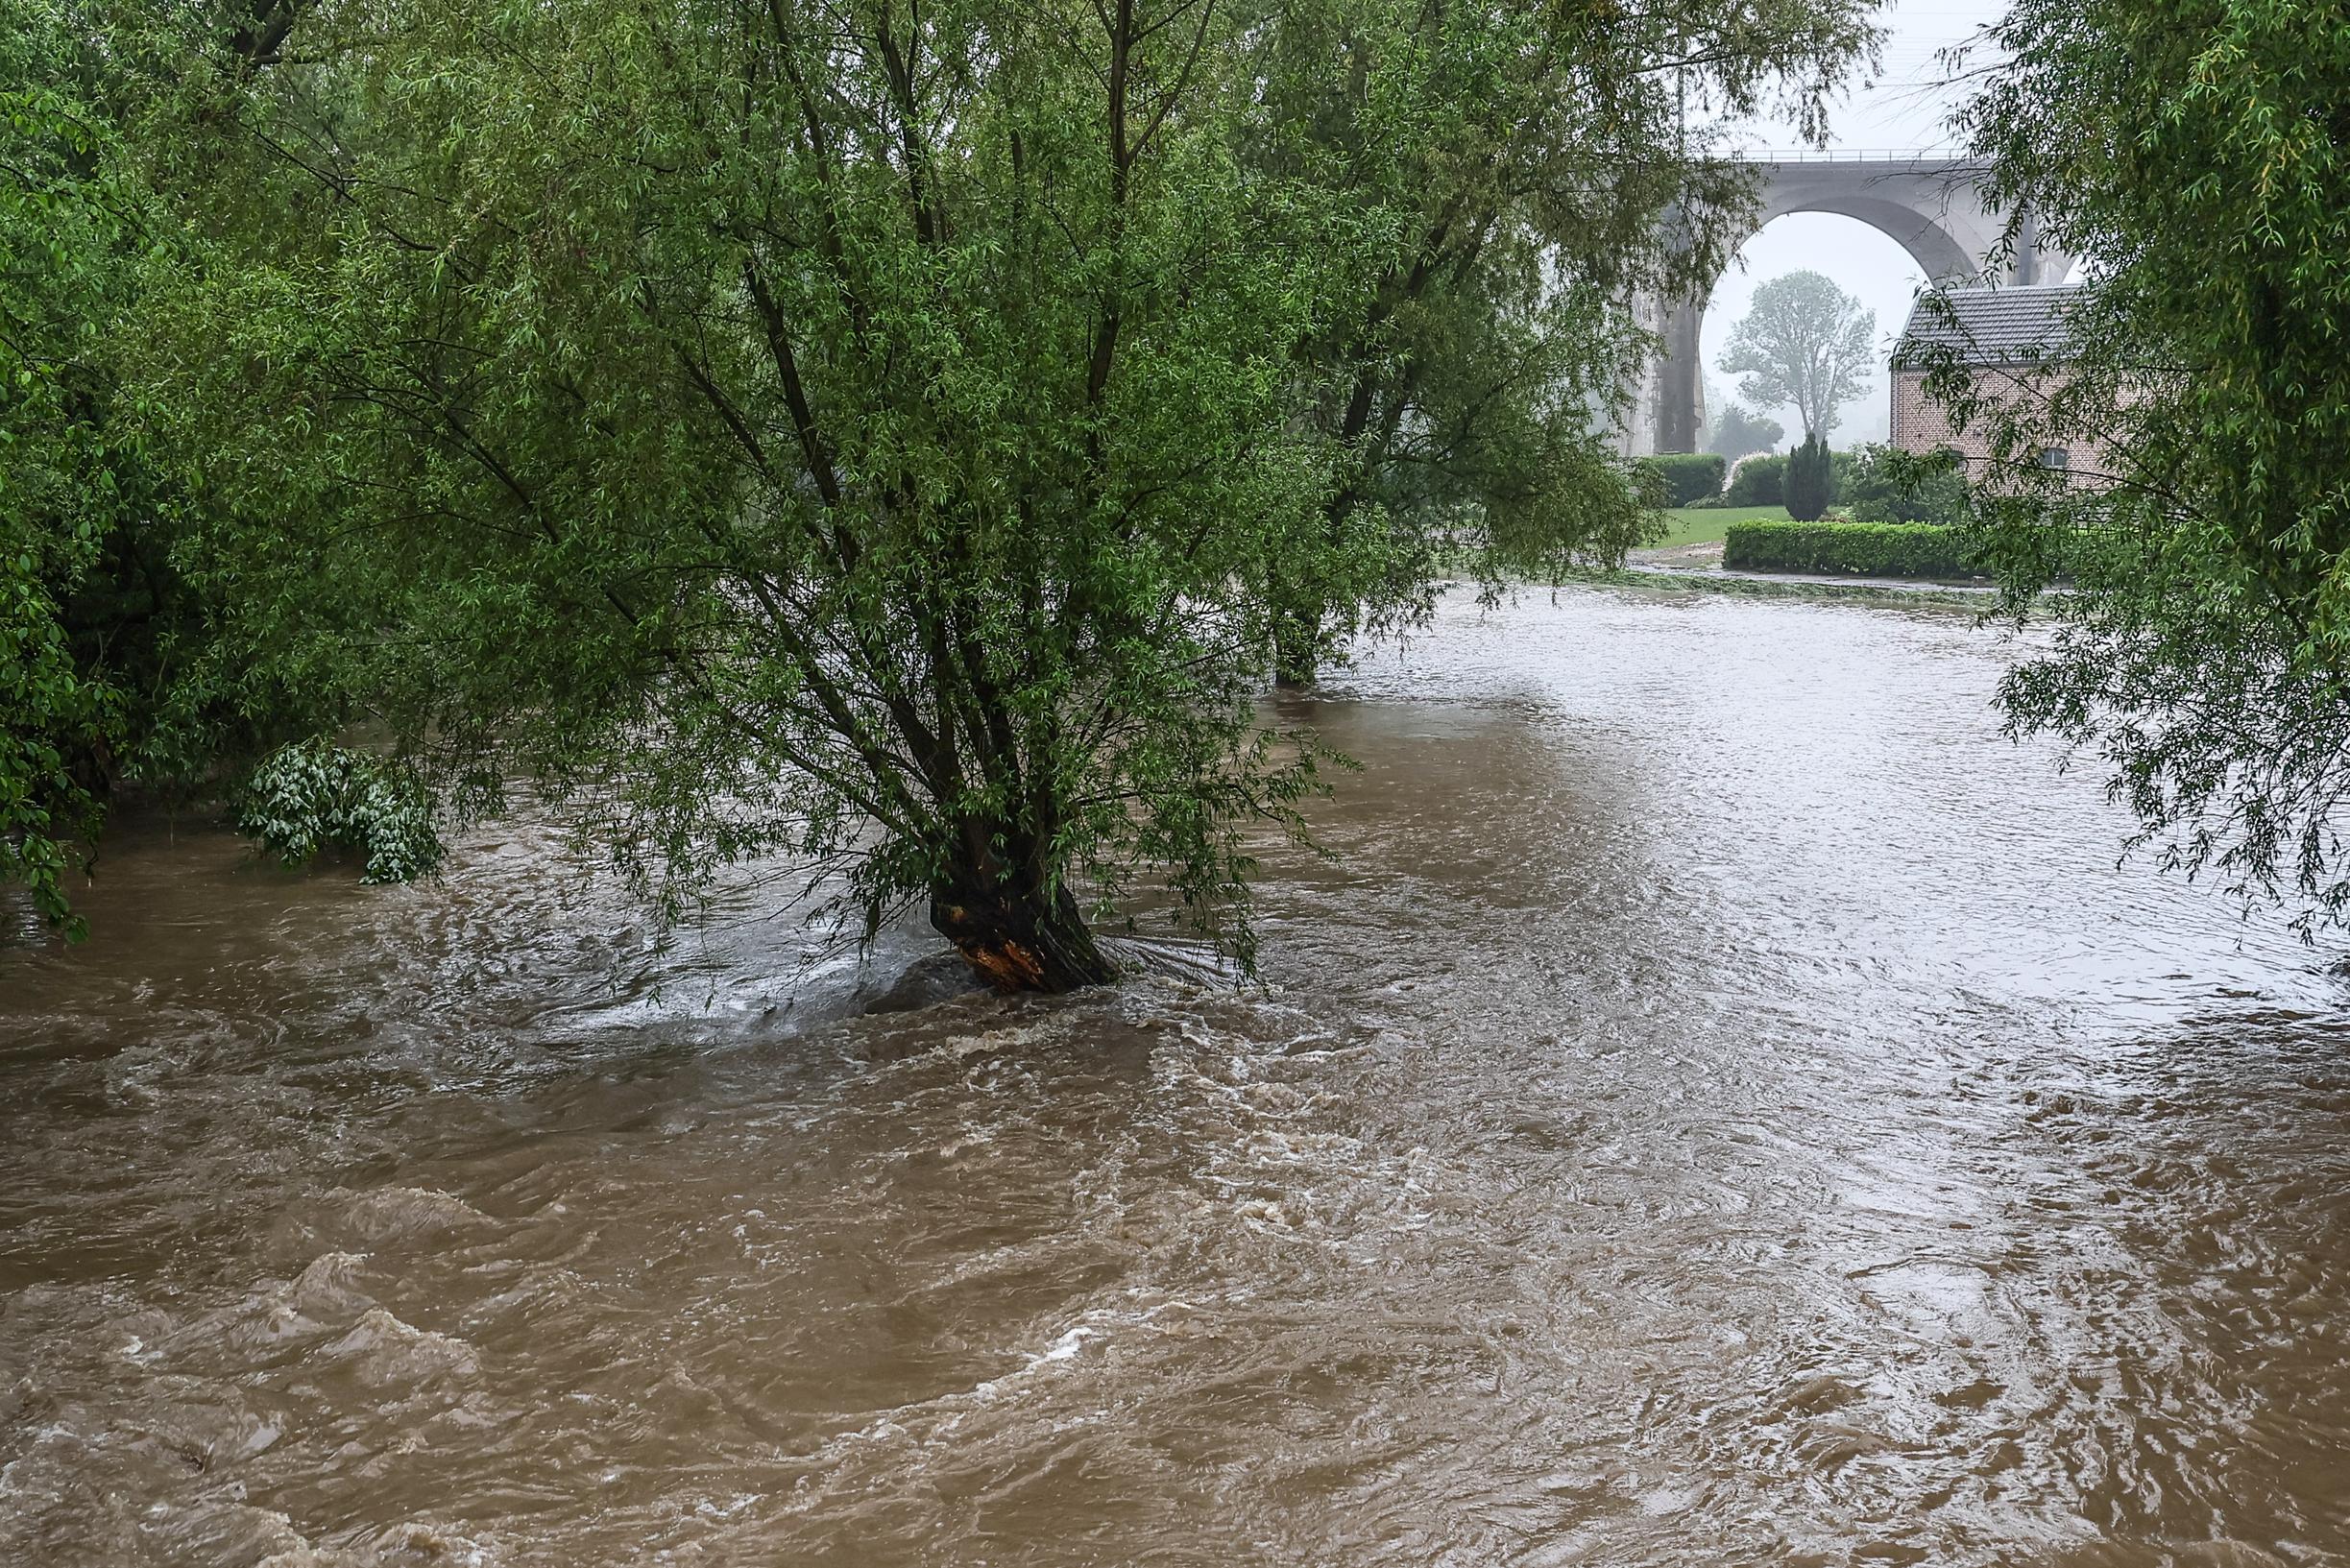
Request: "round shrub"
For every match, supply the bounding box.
[1634,452,1729,508]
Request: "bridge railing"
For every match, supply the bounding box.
[1728,147,1970,163]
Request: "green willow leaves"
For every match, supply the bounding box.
[149,0,1383,987]
[0,6,233,937]
[1945,0,2350,933]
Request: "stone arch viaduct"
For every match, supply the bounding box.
[1623,153,2074,456]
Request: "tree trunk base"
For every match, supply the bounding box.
[930,881,1118,993]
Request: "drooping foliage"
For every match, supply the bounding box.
[1248,0,1878,680]
[1943,0,2350,932]
[0,10,138,938]
[0,5,268,938]
[143,0,1388,988]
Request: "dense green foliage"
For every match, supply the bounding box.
[0,6,272,938]
[1707,401,1783,458]
[72,0,1870,984]
[1724,519,1976,579]
[1721,269,1873,439]
[1,15,133,938]
[1635,453,1728,508]
[149,0,1364,987]
[1782,434,1832,521]
[1841,444,1968,525]
[1944,0,2350,931]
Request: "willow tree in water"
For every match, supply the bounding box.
[146,0,1381,989]
[132,0,1869,988]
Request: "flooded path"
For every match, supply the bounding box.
[7,587,2350,1566]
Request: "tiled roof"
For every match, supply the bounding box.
[1894,285,2079,367]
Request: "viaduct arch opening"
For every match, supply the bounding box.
[1629,155,2073,457]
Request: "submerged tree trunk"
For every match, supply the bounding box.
[930,875,1119,993]
[1272,601,1325,689]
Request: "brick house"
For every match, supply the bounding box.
[1889,285,2103,480]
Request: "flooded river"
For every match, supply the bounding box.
[7,588,2350,1566]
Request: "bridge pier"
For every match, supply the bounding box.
[1653,296,1707,455]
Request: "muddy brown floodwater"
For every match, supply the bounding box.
[8,587,2350,1567]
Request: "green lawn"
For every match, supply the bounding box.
[1649,504,1791,548]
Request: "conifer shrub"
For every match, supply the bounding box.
[1783,434,1833,521]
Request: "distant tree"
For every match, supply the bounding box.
[1782,434,1833,520]
[1707,402,1785,457]
[1722,271,1875,439]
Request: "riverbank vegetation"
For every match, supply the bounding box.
[0,11,287,939]
[1940,0,2350,935]
[1,0,1873,986]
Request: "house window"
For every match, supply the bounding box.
[2040,446,2072,470]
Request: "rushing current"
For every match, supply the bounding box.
[7,587,2350,1567]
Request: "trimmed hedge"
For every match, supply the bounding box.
[1635,452,1728,507]
[1723,519,1982,579]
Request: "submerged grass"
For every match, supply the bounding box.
[1542,567,1993,611]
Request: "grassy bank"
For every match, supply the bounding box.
[1650,504,1792,548]
[1556,567,1987,610]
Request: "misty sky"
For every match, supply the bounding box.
[1700,1,2010,446]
